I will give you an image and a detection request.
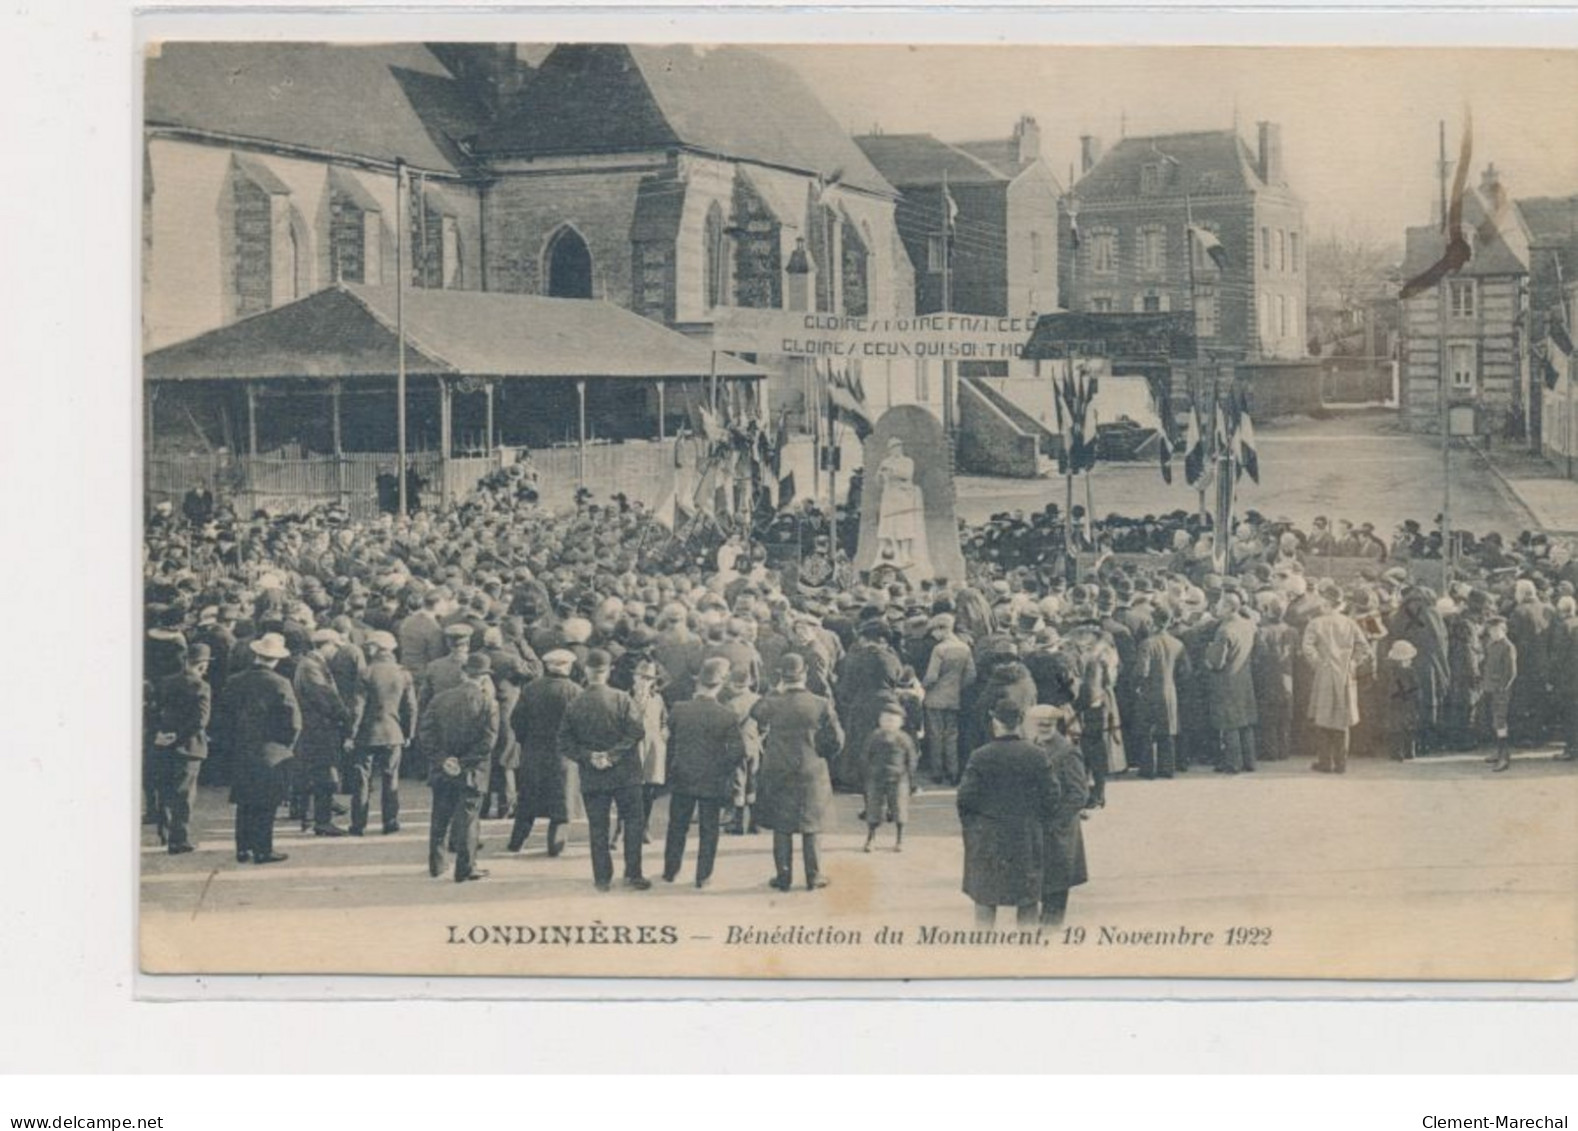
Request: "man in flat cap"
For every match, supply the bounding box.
[293,628,355,836]
[558,649,650,891]
[420,652,499,881]
[150,643,212,853]
[351,631,417,835]
[921,613,976,787]
[221,632,301,865]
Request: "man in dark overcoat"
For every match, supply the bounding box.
[1133,608,1189,778]
[294,628,355,835]
[832,621,901,790]
[1205,594,1260,773]
[751,653,845,891]
[506,649,582,856]
[956,699,1061,926]
[151,643,212,853]
[350,630,416,835]
[420,652,499,882]
[221,632,301,865]
[662,658,747,888]
[1252,595,1298,762]
[1386,588,1451,752]
[1027,705,1089,926]
[558,649,650,891]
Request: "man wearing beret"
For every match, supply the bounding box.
[151,643,212,854]
[420,652,499,882]
[663,657,748,888]
[219,632,301,865]
[558,649,650,891]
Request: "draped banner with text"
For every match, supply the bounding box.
[710,308,1042,362]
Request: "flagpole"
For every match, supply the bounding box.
[941,170,955,441]
[1185,192,1209,522]
[395,157,408,518]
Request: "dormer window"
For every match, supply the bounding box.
[1140,162,1165,195]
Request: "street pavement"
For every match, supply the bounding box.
[956,407,1574,539]
[140,749,1576,980]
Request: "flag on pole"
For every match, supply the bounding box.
[777,471,796,510]
[1184,405,1206,486]
[1188,224,1229,269]
[1067,202,1081,250]
[651,488,678,530]
[1158,425,1174,484]
[942,171,959,233]
[1235,390,1261,484]
[826,360,874,438]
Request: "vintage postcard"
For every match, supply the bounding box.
[139,39,1578,981]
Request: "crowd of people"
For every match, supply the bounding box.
[143,478,1578,924]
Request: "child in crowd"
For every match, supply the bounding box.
[862,702,918,853]
[1482,617,1518,772]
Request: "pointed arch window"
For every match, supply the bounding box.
[545,225,594,299]
[704,202,730,309]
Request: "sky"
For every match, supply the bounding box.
[752,45,1578,245]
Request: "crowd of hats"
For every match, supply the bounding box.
[144,485,1578,705]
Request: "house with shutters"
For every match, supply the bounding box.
[854,116,1061,325]
[1061,125,1307,361]
[1397,165,1533,438]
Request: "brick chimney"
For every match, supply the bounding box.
[1014,115,1041,166]
[1257,121,1284,186]
[1080,135,1103,175]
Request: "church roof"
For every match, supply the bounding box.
[1074,130,1267,203]
[473,44,893,196]
[144,42,488,175]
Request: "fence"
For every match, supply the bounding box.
[147,435,831,517]
[146,450,507,519]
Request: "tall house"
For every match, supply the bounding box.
[1398,165,1531,436]
[855,115,1062,322]
[1063,124,1306,360]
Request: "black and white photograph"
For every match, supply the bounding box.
[136,37,1578,981]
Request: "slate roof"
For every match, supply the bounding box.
[1400,187,1531,280]
[853,133,1007,187]
[1074,130,1267,203]
[143,284,766,382]
[953,138,1030,180]
[474,44,893,196]
[145,42,488,174]
[1517,195,1578,268]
